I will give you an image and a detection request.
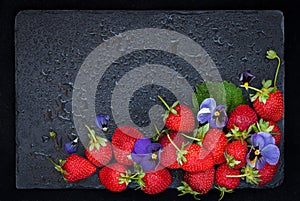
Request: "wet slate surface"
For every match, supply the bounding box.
[15,10,284,189]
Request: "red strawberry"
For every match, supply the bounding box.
[99,163,128,192]
[158,95,195,133]
[49,154,96,182]
[141,166,172,194]
[84,125,112,167]
[268,121,281,145]
[257,162,279,186]
[255,119,281,145]
[226,104,258,132]
[181,143,214,172]
[159,131,187,169]
[183,167,215,195]
[215,163,241,190]
[241,161,279,186]
[202,128,228,165]
[253,89,284,122]
[224,140,248,169]
[215,163,241,200]
[112,126,144,165]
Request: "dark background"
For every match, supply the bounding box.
[1,0,299,201]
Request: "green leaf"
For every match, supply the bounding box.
[194,81,247,114]
[192,93,200,114]
[263,80,272,88]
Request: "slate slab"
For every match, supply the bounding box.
[15,10,284,189]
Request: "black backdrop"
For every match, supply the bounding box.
[0,0,299,200]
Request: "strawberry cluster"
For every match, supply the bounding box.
[48,49,283,200]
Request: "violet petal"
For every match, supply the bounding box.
[261,144,280,165]
[133,138,152,154]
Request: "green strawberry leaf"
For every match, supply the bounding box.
[194,81,247,114]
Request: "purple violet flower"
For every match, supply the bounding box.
[95,114,110,132]
[131,138,162,172]
[197,98,228,129]
[239,71,255,86]
[247,132,280,169]
[64,137,79,154]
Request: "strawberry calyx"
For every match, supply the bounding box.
[249,80,277,103]
[215,186,233,201]
[85,125,108,151]
[47,157,69,180]
[177,181,201,200]
[166,133,188,166]
[226,125,253,141]
[157,95,179,121]
[224,151,241,169]
[225,165,261,185]
[252,119,279,136]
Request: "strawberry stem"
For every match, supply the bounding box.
[167,133,181,152]
[273,55,281,88]
[85,125,97,142]
[158,95,171,111]
[240,85,263,93]
[180,133,201,142]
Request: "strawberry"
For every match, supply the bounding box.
[242,50,284,122]
[226,104,258,132]
[158,95,195,133]
[159,131,187,169]
[257,162,279,186]
[241,161,279,186]
[181,143,214,172]
[112,126,144,165]
[253,88,284,122]
[215,163,241,200]
[84,125,112,167]
[202,128,228,165]
[268,121,281,145]
[183,167,215,195]
[224,140,248,169]
[253,119,281,145]
[98,163,128,192]
[141,166,172,194]
[49,154,96,182]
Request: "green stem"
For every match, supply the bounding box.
[218,191,225,201]
[167,134,181,152]
[240,85,263,93]
[226,173,248,178]
[273,56,281,88]
[180,133,201,142]
[157,95,171,111]
[85,125,97,142]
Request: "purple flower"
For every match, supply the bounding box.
[247,132,280,169]
[197,98,228,128]
[239,71,255,86]
[95,114,110,131]
[64,137,78,154]
[131,138,162,172]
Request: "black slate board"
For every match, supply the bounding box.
[15,10,284,189]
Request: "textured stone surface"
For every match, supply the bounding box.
[15,10,284,189]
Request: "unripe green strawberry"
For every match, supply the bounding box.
[141,166,172,194]
[224,140,248,169]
